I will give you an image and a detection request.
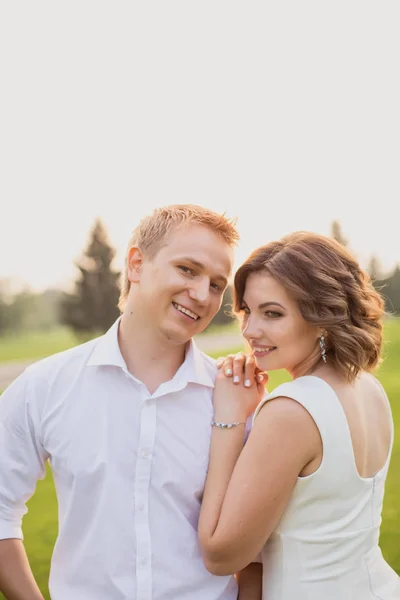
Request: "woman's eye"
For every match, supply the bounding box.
[265,311,281,318]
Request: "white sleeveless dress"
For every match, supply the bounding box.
[253,375,400,600]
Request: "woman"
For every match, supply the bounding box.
[198,231,399,599]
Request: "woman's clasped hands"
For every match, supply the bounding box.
[213,352,268,424]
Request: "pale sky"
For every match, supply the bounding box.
[1,2,399,292]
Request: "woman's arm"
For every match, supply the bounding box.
[198,385,321,575]
[0,539,45,600]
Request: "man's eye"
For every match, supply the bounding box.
[211,283,221,292]
[178,266,194,275]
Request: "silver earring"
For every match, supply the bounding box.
[319,334,327,363]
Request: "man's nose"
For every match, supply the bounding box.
[188,278,211,305]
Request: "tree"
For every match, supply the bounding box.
[375,265,400,315]
[367,256,382,282]
[0,279,64,336]
[207,285,235,328]
[0,282,9,335]
[61,219,121,337]
[330,220,348,247]
[0,280,34,335]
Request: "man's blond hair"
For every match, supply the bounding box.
[118,204,239,311]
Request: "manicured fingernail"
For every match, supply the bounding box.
[233,376,240,383]
[244,379,251,387]
[225,369,232,376]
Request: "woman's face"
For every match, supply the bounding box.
[240,271,322,377]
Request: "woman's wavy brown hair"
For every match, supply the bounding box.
[234,232,386,382]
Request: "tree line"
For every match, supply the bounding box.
[0,219,399,339]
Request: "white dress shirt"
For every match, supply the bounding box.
[0,319,238,600]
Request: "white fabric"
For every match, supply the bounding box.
[0,319,238,600]
[253,375,399,600]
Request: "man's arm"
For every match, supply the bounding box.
[0,372,48,599]
[0,539,44,600]
[236,562,262,600]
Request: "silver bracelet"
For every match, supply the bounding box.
[211,420,246,429]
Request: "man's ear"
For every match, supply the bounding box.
[127,247,144,284]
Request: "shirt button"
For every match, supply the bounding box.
[140,448,151,459]
[140,557,148,566]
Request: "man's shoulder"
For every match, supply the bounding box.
[1,336,104,408]
[24,335,102,381]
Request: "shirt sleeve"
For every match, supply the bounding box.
[0,370,48,540]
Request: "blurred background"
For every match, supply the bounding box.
[0,2,399,597]
[0,216,399,364]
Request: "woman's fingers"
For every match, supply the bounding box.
[232,352,247,384]
[216,354,236,376]
[243,354,257,387]
[217,352,268,388]
[256,369,267,384]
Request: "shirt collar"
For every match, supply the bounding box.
[87,317,127,370]
[180,337,216,388]
[87,317,215,389]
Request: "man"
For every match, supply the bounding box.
[0,205,261,599]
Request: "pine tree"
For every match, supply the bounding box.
[61,219,121,337]
[330,220,348,247]
[367,256,382,282]
[375,265,400,315]
[208,285,235,327]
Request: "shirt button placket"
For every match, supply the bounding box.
[135,397,156,600]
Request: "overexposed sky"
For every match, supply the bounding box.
[1,2,399,292]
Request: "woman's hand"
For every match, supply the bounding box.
[216,352,267,387]
[213,352,268,423]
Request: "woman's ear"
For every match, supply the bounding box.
[127,247,144,284]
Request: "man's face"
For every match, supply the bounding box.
[128,223,234,345]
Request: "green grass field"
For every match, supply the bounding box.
[0,320,399,599]
[0,327,78,362]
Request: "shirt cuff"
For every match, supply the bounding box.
[0,520,23,541]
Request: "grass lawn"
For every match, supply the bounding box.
[0,320,399,599]
[0,324,239,364]
[0,327,78,362]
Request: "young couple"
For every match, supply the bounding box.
[0,204,398,599]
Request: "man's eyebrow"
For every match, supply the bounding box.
[178,257,229,286]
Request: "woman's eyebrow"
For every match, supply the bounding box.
[258,301,285,310]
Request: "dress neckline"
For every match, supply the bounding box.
[297,375,393,482]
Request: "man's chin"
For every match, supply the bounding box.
[162,323,203,345]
